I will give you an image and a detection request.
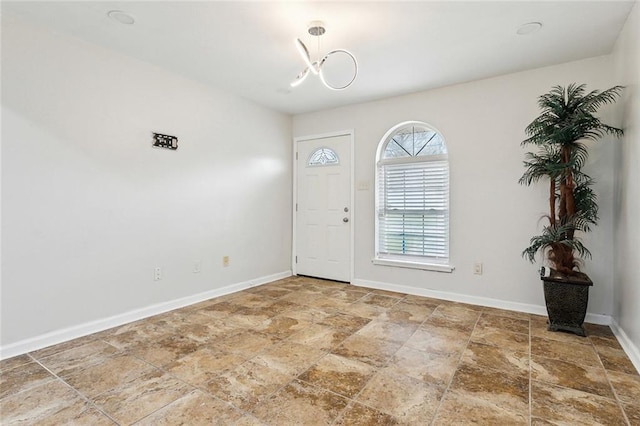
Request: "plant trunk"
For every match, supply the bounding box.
[549,179,556,226]
[550,243,576,274]
[563,147,576,238]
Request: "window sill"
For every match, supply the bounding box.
[372,258,455,273]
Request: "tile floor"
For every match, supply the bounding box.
[1,276,639,425]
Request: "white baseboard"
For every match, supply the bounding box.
[0,270,292,360]
[610,318,640,374]
[351,278,612,325]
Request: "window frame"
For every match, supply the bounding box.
[374,121,454,273]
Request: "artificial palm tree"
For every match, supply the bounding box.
[520,83,623,275]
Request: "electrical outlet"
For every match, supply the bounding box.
[223,256,229,267]
[473,262,483,275]
[193,260,201,273]
[154,267,162,281]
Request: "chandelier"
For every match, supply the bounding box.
[290,21,358,91]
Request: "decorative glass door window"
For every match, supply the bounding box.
[307,147,339,166]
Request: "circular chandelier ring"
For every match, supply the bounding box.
[318,49,358,91]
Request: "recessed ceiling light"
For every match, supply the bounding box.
[108,10,135,25]
[517,22,542,35]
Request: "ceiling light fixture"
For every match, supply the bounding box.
[290,21,358,91]
[517,22,542,35]
[108,10,135,25]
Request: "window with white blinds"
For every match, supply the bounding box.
[376,122,450,265]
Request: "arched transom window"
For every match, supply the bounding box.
[375,122,451,269]
[307,147,339,166]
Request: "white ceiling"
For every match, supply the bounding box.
[3,1,635,115]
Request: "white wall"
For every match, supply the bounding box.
[294,56,618,318]
[1,14,292,347]
[612,3,640,363]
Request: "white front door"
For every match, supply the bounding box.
[296,135,351,282]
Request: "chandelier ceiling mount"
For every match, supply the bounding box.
[290,21,358,91]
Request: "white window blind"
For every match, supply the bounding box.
[375,122,449,265]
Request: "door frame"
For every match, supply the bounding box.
[292,129,355,283]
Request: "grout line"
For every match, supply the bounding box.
[589,333,633,426]
[29,357,121,425]
[428,307,482,426]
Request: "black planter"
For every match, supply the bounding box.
[541,268,593,337]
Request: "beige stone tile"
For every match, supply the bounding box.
[275,277,309,288]
[476,313,530,334]
[432,304,481,322]
[250,341,326,377]
[91,370,191,424]
[134,389,244,425]
[596,345,639,375]
[433,389,528,425]
[198,301,246,320]
[460,341,529,377]
[324,287,369,303]
[235,414,267,425]
[298,353,376,398]
[531,336,600,367]
[423,313,477,333]
[386,301,434,324]
[623,402,640,425]
[286,323,351,351]
[355,318,418,344]
[256,315,310,339]
[164,346,246,386]
[531,355,614,398]
[448,364,529,414]
[405,324,469,355]
[386,346,458,387]
[30,334,98,359]
[205,360,291,410]
[0,354,33,372]
[259,300,299,317]
[230,293,276,309]
[218,331,281,358]
[531,381,627,425]
[0,361,56,399]
[37,340,119,377]
[312,295,357,310]
[584,323,616,338]
[98,320,169,350]
[481,307,531,320]
[402,294,442,308]
[280,289,324,305]
[357,370,443,423]
[62,354,154,398]
[335,402,400,425]
[368,288,406,298]
[607,370,640,405]
[224,310,272,329]
[172,320,232,344]
[531,337,602,369]
[471,326,529,353]
[530,315,591,345]
[332,335,402,368]
[590,335,623,350]
[250,286,294,299]
[251,379,349,425]
[359,294,402,308]
[282,305,335,323]
[339,301,389,320]
[319,312,371,333]
[130,335,202,367]
[0,379,112,425]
